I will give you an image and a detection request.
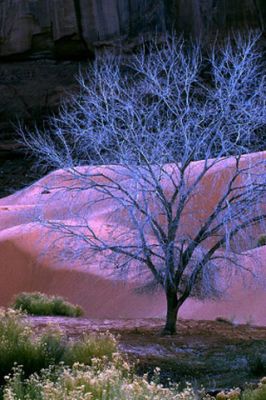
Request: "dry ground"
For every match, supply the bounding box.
[27,316,266,393]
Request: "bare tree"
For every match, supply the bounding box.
[20,32,266,334]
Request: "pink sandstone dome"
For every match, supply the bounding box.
[0,152,265,325]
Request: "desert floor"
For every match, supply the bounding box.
[27,316,266,392]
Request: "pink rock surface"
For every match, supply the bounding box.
[0,153,265,324]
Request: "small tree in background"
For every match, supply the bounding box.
[21,32,266,334]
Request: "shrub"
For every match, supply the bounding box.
[0,309,117,389]
[3,361,198,400]
[242,377,266,400]
[11,292,84,317]
[6,369,266,400]
[257,234,266,248]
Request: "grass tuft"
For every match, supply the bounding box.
[0,309,117,390]
[11,292,84,317]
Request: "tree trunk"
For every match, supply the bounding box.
[162,289,179,335]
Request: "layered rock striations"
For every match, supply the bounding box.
[0,0,265,60]
[0,0,166,59]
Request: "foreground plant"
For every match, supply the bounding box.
[4,359,266,400]
[3,360,203,400]
[12,292,84,317]
[241,377,266,400]
[216,377,266,400]
[0,309,117,387]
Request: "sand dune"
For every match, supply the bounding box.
[0,153,265,324]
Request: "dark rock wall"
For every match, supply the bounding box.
[1,0,265,60]
[0,0,166,59]
[0,0,265,157]
[175,0,265,36]
[0,60,82,157]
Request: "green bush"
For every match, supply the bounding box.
[242,379,266,400]
[11,292,84,317]
[257,234,266,248]
[0,309,117,390]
